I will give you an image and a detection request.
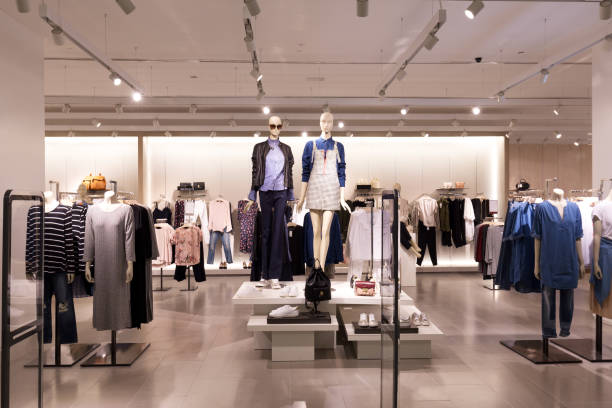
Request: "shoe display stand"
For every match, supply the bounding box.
[232,280,417,361]
[339,305,443,360]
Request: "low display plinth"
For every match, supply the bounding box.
[551,338,612,363]
[500,339,582,364]
[268,312,331,325]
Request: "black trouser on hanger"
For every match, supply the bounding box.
[416,221,437,266]
[43,272,78,344]
[441,231,452,247]
[175,242,206,282]
[542,285,574,338]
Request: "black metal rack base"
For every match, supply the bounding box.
[153,267,171,292]
[180,266,197,292]
[552,315,612,362]
[81,331,149,367]
[26,343,100,367]
[501,338,582,364]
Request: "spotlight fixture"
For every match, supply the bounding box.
[421,131,429,138]
[249,67,260,80]
[400,106,409,116]
[164,131,172,137]
[115,0,135,15]
[396,70,406,81]
[540,69,550,84]
[553,107,560,116]
[555,131,562,139]
[346,131,353,137]
[322,104,330,113]
[109,73,122,86]
[461,129,468,137]
[338,121,345,129]
[111,131,119,138]
[471,106,481,115]
[496,91,505,103]
[152,119,160,128]
[91,119,102,128]
[465,0,484,20]
[356,0,369,17]
[301,131,308,138]
[509,119,516,128]
[574,140,580,147]
[423,33,439,51]
[256,89,265,101]
[284,120,290,128]
[378,89,386,98]
[51,26,65,46]
[254,131,261,138]
[189,104,198,114]
[244,0,261,17]
[210,131,217,138]
[114,104,123,113]
[505,132,511,139]
[132,91,142,102]
[262,106,270,115]
[386,131,393,138]
[601,0,612,20]
[451,119,460,127]
[62,103,71,113]
[68,130,75,137]
[398,120,405,127]
[245,35,255,53]
[349,132,355,137]
[16,0,29,13]
[229,119,237,127]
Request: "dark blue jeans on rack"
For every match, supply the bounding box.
[44,272,78,344]
[541,285,574,338]
[207,228,233,264]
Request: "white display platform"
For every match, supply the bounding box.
[153,264,350,277]
[247,315,339,362]
[232,281,414,306]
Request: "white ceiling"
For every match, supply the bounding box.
[3,0,610,142]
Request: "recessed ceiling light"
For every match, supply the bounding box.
[109,73,122,86]
[262,106,270,115]
[132,91,142,102]
[338,121,345,129]
[91,119,101,128]
[574,140,580,147]
[400,106,409,116]
[553,107,560,116]
[555,131,562,139]
[301,131,308,138]
[471,106,481,115]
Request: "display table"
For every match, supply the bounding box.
[339,305,444,359]
[232,281,416,361]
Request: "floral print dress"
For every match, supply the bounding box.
[238,200,259,254]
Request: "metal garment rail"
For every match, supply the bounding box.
[1,190,44,408]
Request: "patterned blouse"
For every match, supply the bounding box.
[238,200,259,254]
[170,225,202,266]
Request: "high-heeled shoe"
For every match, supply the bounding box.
[242,261,248,269]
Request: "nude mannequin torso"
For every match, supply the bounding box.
[592,189,612,280]
[85,191,134,284]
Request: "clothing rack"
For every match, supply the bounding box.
[181,266,198,292]
[153,267,171,292]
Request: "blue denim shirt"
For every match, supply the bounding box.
[301,137,346,187]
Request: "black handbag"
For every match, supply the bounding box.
[305,267,331,303]
[515,179,530,191]
[177,182,193,191]
[193,182,205,191]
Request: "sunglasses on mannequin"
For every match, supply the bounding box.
[269,124,282,130]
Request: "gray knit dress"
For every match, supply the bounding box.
[84,204,135,331]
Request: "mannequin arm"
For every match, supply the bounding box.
[297,181,308,212]
[67,273,74,284]
[593,218,603,279]
[576,239,586,279]
[534,239,541,280]
[85,261,94,283]
[340,187,351,213]
[85,261,134,283]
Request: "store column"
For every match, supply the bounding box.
[592,38,612,189]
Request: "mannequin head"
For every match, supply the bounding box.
[551,188,565,201]
[320,112,334,136]
[268,116,282,140]
[43,191,55,204]
[77,183,88,200]
[103,190,117,204]
[393,182,401,193]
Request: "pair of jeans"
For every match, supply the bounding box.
[175,241,206,282]
[43,272,77,344]
[542,285,574,338]
[416,221,437,266]
[207,228,233,264]
[260,190,288,280]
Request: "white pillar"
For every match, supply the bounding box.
[592,38,612,192]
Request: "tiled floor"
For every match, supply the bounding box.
[9,272,612,407]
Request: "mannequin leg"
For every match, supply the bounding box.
[542,285,557,338]
[318,210,334,270]
[311,210,322,268]
[559,289,574,337]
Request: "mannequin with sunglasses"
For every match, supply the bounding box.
[248,115,295,289]
[297,112,351,277]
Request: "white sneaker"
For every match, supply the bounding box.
[289,285,300,297]
[269,305,299,318]
[358,313,368,327]
[271,279,281,289]
[279,286,291,297]
[368,313,378,328]
[255,279,267,288]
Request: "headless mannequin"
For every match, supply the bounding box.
[534,188,585,280]
[85,191,134,284]
[393,183,421,258]
[297,112,351,270]
[592,189,612,280]
[44,191,74,284]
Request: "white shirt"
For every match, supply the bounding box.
[464,198,475,242]
[184,200,210,244]
[346,208,392,262]
[578,198,598,266]
[593,200,612,240]
[416,196,438,228]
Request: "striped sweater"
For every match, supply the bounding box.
[26,205,75,275]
